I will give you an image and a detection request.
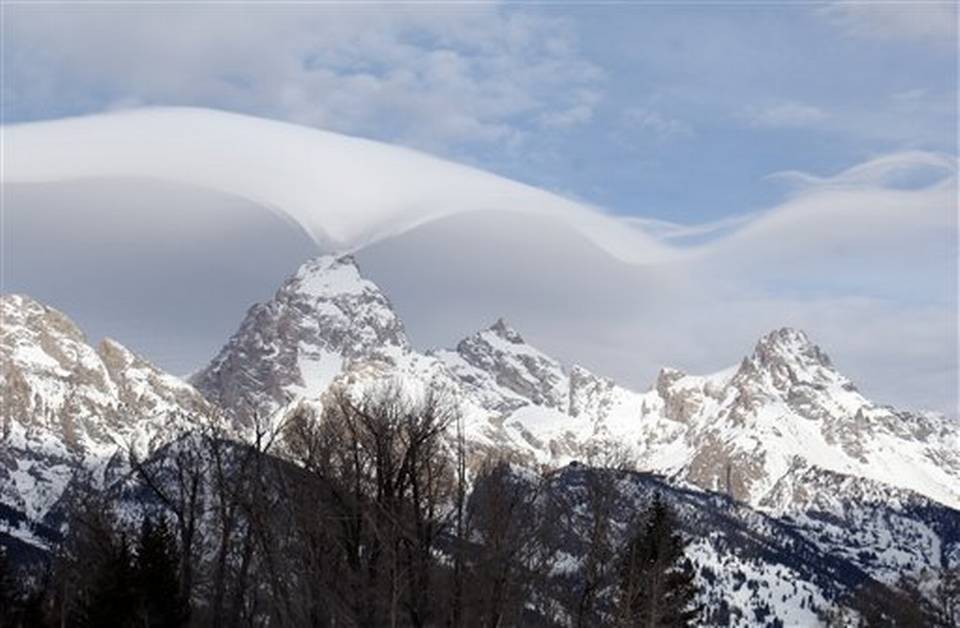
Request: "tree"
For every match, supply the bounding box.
[935,566,959,628]
[284,381,459,627]
[616,492,700,628]
[558,446,635,628]
[464,457,558,628]
[0,548,17,627]
[130,428,208,610]
[134,516,188,627]
[69,527,137,628]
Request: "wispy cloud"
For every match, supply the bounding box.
[767,150,958,189]
[621,106,694,140]
[746,102,829,129]
[4,4,603,154]
[626,213,755,244]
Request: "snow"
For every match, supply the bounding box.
[294,348,344,398]
[294,256,372,297]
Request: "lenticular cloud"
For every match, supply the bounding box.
[3,107,673,264]
[3,106,956,415]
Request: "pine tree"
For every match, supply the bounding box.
[0,548,15,627]
[616,492,700,627]
[73,532,137,628]
[134,516,189,628]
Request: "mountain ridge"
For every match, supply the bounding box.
[186,254,960,513]
[3,268,959,625]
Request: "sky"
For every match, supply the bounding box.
[2,2,958,414]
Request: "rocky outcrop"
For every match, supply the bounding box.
[191,255,409,427]
[0,294,211,526]
[187,256,960,514]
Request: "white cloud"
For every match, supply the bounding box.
[767,150,957,188]
[625,213,756,243]
[4,107,955,414]
[2,108,671,264]
[4,4,602,153]
[538,89,602,128]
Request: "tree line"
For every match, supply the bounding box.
[1,384,700,627]
[2,382,957,626]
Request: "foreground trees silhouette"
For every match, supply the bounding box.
[1,384,706,627]
[615,492,700,627]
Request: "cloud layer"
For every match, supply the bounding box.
[3,108,955,415]
[4,108,670,263]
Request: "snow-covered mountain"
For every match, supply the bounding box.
[0,294,211,538]
[4,259,959,624]
[191,254,960,514]
[191,255,411,429]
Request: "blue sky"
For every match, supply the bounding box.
[4,2,956,225]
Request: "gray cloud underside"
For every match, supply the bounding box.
[2,109,955,415]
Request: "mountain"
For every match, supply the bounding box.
[4,262,959,624]
[0,294,211,544]
[191,255,410,430]
[192,254,960,515]
[535,464,958,625]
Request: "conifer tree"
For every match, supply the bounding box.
[134,516,189,628]
[0,549,15,627]
[616,492,700,628]
[73,532,137,628]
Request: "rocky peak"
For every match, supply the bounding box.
[655,367,686,397]
[192,254,408,426]
[488,318,525,344]
[454,319,569,411]
[2,294,86,344]
[1,295,209,521]
[97,337,210,418]
[2,294,116,406]
[276,254,409,356]
[753,327,832,370]
[732,328,848,397]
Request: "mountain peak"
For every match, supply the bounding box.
[284,254,374,300]
[751,327,832,370]
[192,254,409,426]
[730,327,858,416]
[488,317,525,344]
[1,293,87,346]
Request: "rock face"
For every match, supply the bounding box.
[0,294,210,530]
[191,255,409,428]
[190,255,960,515]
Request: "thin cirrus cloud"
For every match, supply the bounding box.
[2,107,955,415]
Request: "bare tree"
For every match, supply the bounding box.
[552,447,632,628]
[128,422,208,612]
[283,380,459,627]
[464,456,558,628]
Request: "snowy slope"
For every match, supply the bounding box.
[191,254,960,515]
[190,255,410,430]
[4,267,958,624]
[0,294,212,534]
